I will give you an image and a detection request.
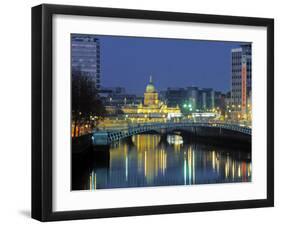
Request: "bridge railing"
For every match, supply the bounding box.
[96,121,249,130]
[92,121,251,145]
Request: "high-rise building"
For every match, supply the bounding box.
[71,34,101,89]
[231,44,252,118]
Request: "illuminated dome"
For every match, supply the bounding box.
[146,76,156,93]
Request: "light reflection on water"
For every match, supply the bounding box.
[81,134,251,190]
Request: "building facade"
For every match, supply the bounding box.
[144,76,159,106]
[71,34,101,89]
[231,44,252,120]
[164,88,187,108]
[121,76,181,121]
[164,87,218,113]
[186,87,199,110]
[199,88,215,111]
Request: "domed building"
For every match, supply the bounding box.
[122,76,182,122]
[144,76,159,106]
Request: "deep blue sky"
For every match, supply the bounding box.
[95,35,248,95]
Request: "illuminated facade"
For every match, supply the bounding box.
[231,44,252,121]
[144,76,159,106]
[121,76,182,121]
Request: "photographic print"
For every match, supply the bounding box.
[71,34,252,191]
[32,4,274,221]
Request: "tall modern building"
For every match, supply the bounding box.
[71,34,101,89]
[231,44,252,118]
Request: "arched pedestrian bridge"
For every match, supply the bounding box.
[92,121,251,146]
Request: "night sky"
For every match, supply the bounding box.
[93,35,248,95]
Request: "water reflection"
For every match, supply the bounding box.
[167,134,183,145]
[72,134,251,190]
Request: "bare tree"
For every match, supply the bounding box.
[72,71,106,137]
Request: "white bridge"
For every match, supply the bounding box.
[92,121,251,146]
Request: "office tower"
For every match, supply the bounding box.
[71,34,101,89]
[231,44,252,118]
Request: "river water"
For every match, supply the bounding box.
[72,134,251,190]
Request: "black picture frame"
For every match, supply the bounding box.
[32,4,274,222]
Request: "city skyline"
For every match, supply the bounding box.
[91,34,250,95]
[100,80,227,96]
[71,33,252,191]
